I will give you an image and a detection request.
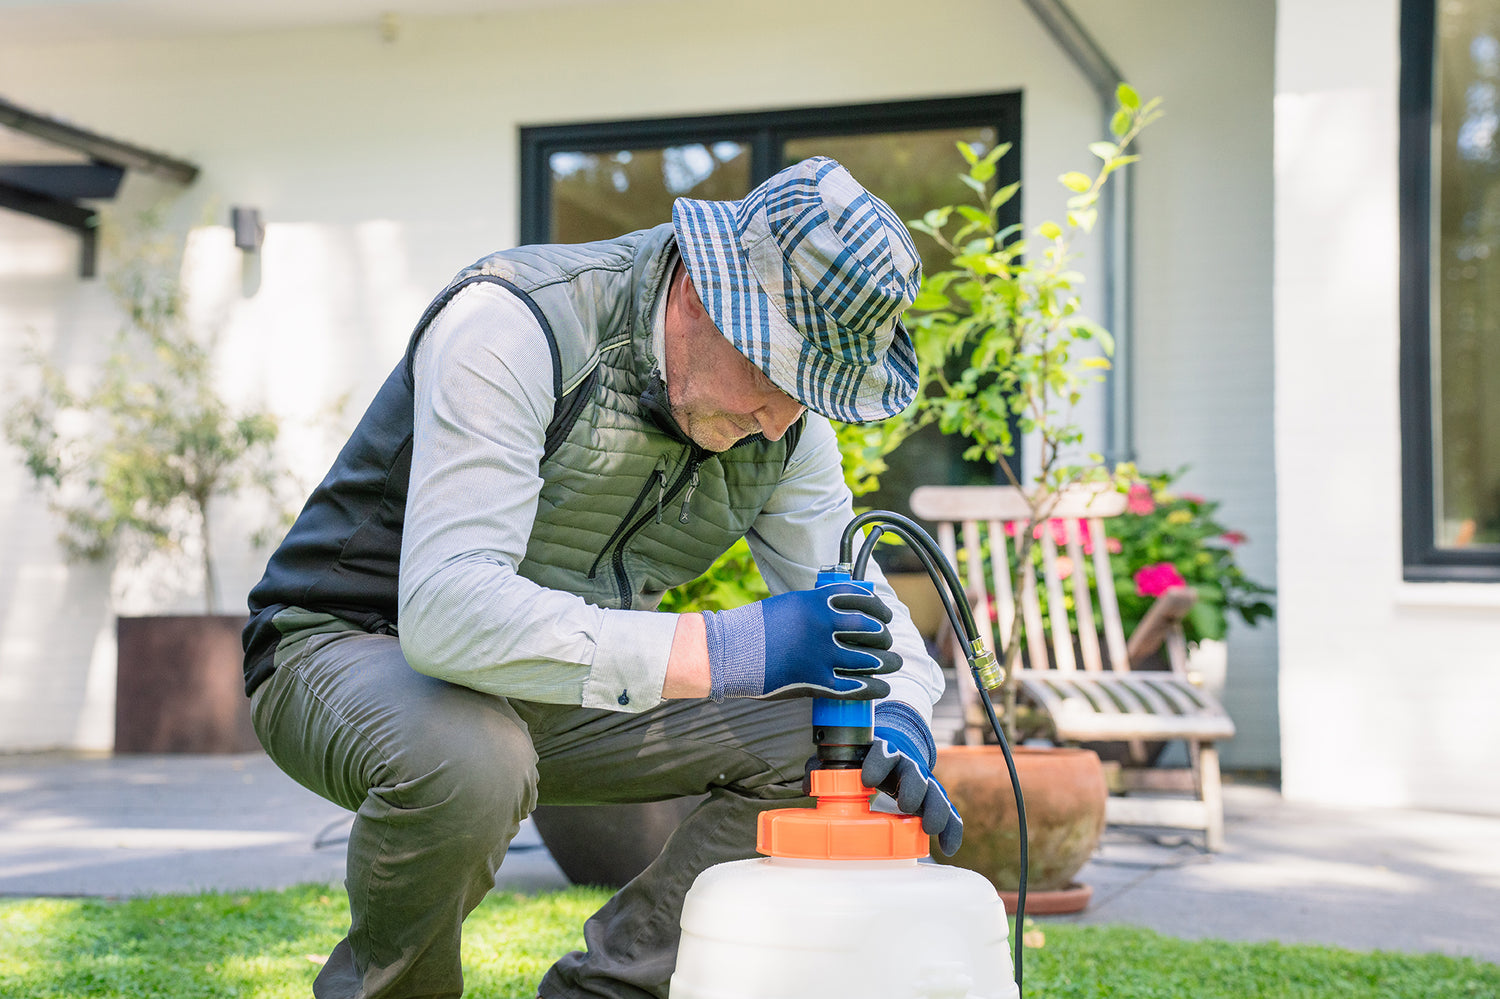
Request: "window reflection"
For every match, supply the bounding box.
[1436,0,1500,547]
[548,143,749,244]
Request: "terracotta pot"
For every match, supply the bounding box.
[931,745,1106,896]
[114,614,258,754]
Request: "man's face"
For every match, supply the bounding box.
[663,263,805,453]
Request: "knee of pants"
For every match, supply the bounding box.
[372,710,541,840]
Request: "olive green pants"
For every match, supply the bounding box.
[250,615,814,999]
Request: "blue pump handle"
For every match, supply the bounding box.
[813,567,874,730]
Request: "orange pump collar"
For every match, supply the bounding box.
[756,768,929,860]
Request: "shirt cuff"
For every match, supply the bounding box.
[583,609,680,712]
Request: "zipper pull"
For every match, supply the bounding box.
[679,465,700,524]
[654,458,667,524]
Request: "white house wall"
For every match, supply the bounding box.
[1276,0,1500,814]
[0,0,1279,766]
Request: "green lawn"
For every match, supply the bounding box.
[1,884,1496,998]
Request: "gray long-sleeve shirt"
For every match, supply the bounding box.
[397,280,943,721]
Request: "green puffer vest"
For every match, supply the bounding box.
[243,224,801,695]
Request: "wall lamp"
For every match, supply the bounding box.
[231,206,265,252]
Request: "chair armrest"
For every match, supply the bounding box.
[1125,585,1197,670]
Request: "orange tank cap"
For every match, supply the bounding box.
[756,767,929,860]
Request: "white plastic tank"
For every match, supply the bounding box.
[669,769,1018,999]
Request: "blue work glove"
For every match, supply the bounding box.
[862,701,963,856]
[702,582,900,701]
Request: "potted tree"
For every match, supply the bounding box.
[900,86,1163,911]
[4,208,296,753]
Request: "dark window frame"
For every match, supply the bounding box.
[518,92,1022,245]
[1399,0,1500,581]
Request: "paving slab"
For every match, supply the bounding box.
[1065,784,1500,964]
[0,751,565,898]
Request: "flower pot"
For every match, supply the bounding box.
[530,796,705,889]
[114,614,258,754]
[931,745,1106,913]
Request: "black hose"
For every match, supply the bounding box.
[840,511,1028,995]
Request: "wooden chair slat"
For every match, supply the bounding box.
[985,520,1016,652]
[1013,526,1050,672]
[938,521,986,741]
[911,485,1128,521]
[960,519,995,663]
[1065,519,1104,672]
[1112,675,1181,716]
[1039,531,1077,673]
[1087,517,1131,671]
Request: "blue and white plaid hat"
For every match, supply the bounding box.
[671,156,921,424]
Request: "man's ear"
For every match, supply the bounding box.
[675,262,708,321]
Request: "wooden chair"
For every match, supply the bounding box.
[909,484,1235,850]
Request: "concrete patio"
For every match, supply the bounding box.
[1,751,1496,966]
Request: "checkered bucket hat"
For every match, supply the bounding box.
[671,156,921,424]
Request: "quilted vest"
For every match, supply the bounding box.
[243,224,801,695]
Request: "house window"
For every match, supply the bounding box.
[520,95,1021,542]
[1402,0,1500,580]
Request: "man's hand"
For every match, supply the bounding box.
[702,582,900,701]
[862,702,963,856]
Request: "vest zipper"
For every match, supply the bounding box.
[655,462,667,524]
[588,455,670,583]
[678,465,700,524]
[589,447,708,608]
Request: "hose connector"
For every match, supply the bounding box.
[970,640,1003,690]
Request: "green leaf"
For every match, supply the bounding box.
[1036,221,1063,241]
[1101,154,1141,179]
[1111,108,1132,137]
[956,205,991,225]
[990,182,1020,210]
[1059,171,1092,193]
[982,142,1012,166]
[959,173,987,198]
[951,220,984,245]
[1117,82,1140,109]
[922,207,952,230]
[1067,208,1098,232]
[972,160,996,183]
[1088,141,1118,161]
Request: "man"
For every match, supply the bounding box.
[243,156,961,999]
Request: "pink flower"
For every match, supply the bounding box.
[1134,562,1186,597]
[1221,531,1247,545]
[1044,519,1070,546]
[1126,484,1155,515]
[1179,492,1206,505]
[1004,519,1074,545]
[1107,537,1122,555]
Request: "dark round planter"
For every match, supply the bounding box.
[530,796,705,889]
[931,745,1107,910]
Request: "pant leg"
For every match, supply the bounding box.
[251,626,539,999]
[523,697,816,999]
